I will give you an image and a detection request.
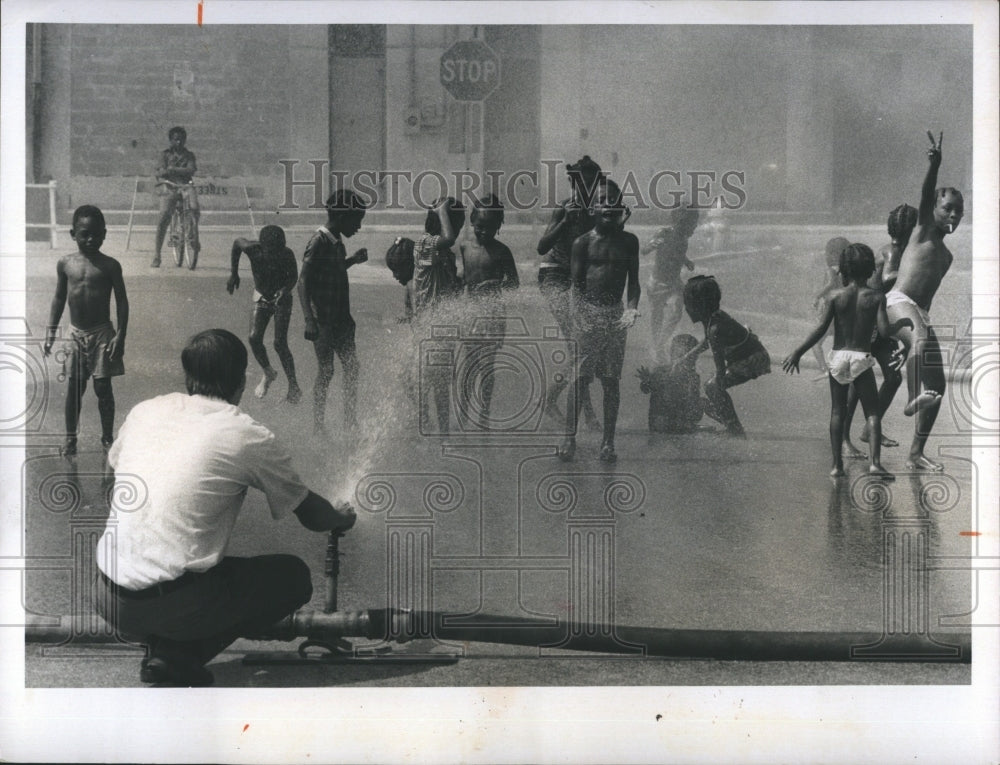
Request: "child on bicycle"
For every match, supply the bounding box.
[227,225,302,403]
[153,126,199,267]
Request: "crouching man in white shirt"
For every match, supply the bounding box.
[95,328,356,686]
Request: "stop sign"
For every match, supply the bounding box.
[440,40,501,102]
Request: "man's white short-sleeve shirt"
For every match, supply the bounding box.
[96,393,310,589]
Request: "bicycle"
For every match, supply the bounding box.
[157,179,200,269]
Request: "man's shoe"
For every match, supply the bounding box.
[140,656,214,687]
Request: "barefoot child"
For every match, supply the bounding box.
[810,237,850,380]
[298,189,369,435]
[413,196,466,434]
[227,225,302,403]
[842,204,917,458]
[459,194,519,429]
[43,206,129,455]
[559,179,640,463]
[537,156,602,429]
[674,275,770,438]
[783,243,909,478]
[642,205,699,364]
[884,132,962,471]
[637,333,703,434]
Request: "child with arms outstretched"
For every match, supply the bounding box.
[783,243,910,478]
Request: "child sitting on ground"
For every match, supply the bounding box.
[782,243,910,479]
[637,333,703,434]
[672,275,770,438]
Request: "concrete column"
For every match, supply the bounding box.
[286,26,330,182]
[784,29,834,213]
[538,26,583,201]
[38,25,72,214]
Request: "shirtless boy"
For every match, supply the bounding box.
[44,205,129,455]
[783,243,909,479]
[459,195,520,429]
[642,205,698,364]
[537,156,603,429]
[842,204,917,458]
[227,225,302,403]
[810,237,849,380]
[885,132,962,471]
[559,179,640,463]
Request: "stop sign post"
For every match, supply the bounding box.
[440,40,501,102]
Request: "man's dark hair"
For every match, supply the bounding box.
[259,225,286,249]
[72,205,106,230]
[182,329,248,400]
[168,126,187,141]
[839,243,876,283]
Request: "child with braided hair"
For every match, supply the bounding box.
[671,275,770,438]
[783,243,910,478]
[885,131,963,472]
[842,203,918,458]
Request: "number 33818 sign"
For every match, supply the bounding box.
[439,40,501,102]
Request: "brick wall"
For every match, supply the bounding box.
[68,25,300,178]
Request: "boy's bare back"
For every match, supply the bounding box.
[829,285,885,353]
[57,251,123,330]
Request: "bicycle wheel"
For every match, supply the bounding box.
[170,206,185,267]
[184,210,199,270]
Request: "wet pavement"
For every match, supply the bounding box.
[13,230,982,686]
